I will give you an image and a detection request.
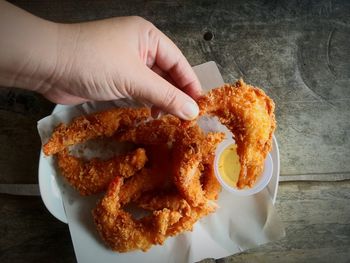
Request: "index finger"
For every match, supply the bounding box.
[149,28,202,99]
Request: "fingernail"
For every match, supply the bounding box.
[181,101,199,120]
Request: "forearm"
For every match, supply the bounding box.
[0,1,59,91]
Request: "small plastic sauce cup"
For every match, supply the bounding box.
[214,139,273,196]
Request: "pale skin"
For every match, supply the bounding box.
[0,1,202,120]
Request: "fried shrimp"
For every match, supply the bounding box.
[115,115,180,144]
[197,79,276,188]
[56,148,147,195]
[172,126,206,207]
[201,157,221,201]
[43,107,150,155]
[135,191,217,236]
[93,176,183,252]
[172,126,224,207]
[201,133,225,200]
[119,143,172,205]
[118,168,167,205]
[135,191,192,216]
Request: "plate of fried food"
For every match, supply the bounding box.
[38,62,284,263]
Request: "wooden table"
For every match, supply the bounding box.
[1,1,349,262]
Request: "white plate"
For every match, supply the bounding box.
[38,103,280,224]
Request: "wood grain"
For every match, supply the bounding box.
[0,194,75,263]
[0,88,54,184]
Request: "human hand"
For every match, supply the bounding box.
[40,16,202,120]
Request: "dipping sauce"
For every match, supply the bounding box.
[218,144,240,188]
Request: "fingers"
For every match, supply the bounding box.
[133,64,199,120]
[149,27,202,100]
[151,64,176,87]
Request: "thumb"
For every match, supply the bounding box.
[132,65,199,120]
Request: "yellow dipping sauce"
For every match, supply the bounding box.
[218,144,240,188]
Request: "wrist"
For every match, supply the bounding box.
[11,20,60,92]
[31,22,82,96]
[0,0,61,91]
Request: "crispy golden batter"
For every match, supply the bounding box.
[165,202,216,236]
[197,79,276,188]
[56,148,147,195]
[93,176,183,252]
[115,115,180,144]
[201,157,221,201]
[136,191,192,216]
[118,168,166,205]
[172,126,224,207]
[172,126,206,207]
[119,143,172,205]
[201,133,225,200]
[43,107,150,155]
[135,191,216,236]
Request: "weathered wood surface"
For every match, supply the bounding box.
[1,181,349,263]
[0,194,75,263]
[0,0,350,262]
[0,88,53,184]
